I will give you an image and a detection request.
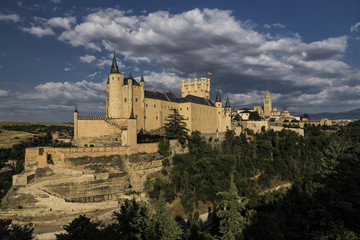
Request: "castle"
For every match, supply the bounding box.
[73,54,231,146]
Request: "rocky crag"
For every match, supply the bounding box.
[0,151,178,239]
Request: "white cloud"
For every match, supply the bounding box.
[64,67,71,71]
[350,22,360,32]
[80,54,96,63]
[51,0,61,3]
[0,90,10,97]
[47,17,76,30]
[12,8,360,115]
[0,13,20,22]
[264,23,286,29]
[22,26,55,37]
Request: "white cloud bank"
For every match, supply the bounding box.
[0,13,20,22]
[9,8,360,119]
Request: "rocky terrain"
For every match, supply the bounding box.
[0,152,167,239]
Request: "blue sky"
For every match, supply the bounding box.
[0,0,360,122]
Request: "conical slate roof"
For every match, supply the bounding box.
[215,89,221,102]
[111,52,119,73]
[225,97,231,108]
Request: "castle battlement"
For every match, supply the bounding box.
[181,77,210,99]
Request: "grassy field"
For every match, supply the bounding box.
[0,121,73,148]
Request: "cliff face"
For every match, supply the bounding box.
[0,152,174,239]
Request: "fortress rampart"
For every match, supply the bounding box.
[25,140,179,168]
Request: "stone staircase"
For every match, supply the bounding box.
[105,118,124,130]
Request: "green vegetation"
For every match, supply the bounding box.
[56,198,182,240]
[3,119,360,239]
[163,109,189,147]
[0,219,34,240]
[248,111,262,121]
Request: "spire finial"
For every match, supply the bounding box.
[111,51,119,73]
[128,71,132,79]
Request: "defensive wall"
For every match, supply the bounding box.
[25,140,179,169]
[238,121,304,136]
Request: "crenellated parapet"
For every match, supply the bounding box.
[78,116,107,120]
[181,77,210,99]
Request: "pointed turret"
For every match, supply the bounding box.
[111,52,119,73]
[128,72,132,79]
[74,104,78,112]
[215,89,221,102]
[225,97,231,108]
[140,74,144,82]
[129,105,135,119]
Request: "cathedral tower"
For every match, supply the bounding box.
[263,90,272,118]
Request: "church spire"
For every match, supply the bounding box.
[128,71,132,79]
[225,97,231,108]
[111,51,119,73]
[215,89,221,102]
[140,74,144,82]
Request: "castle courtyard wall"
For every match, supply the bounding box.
[77,119,121,139]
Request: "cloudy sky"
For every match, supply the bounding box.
[0,0,360,122]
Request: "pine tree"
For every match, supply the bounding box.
[149,196,183,240]
[216,173,255,240]
[163,109,189,147]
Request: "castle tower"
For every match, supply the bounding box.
[106,53,125,118]
[74,105,78,139]
[215,89,222,108]
[181,77,210,99]
[225,97,231,116]
[263,90,272,118]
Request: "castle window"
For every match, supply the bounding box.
[146,104,148,107]
[136,98,138,102]
[156,116,158,120]
[145,116,146,119]
[124,98,127,102]
[180,108,182,111]
[118,77,119,80]
[112,77,114,80]
[136,115,138,119]
[154,104,156,108]
[187,107,189,110]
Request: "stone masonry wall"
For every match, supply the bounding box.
[25,140,180,169]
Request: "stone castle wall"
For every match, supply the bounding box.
[25,140,180,169]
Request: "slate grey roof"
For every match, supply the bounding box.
[215,90,221,102]
[145,91,215,107]
[111,53,119,73]
[124,77,140,86]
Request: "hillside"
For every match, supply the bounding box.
[309,108,360,120]
[0,121,73,148]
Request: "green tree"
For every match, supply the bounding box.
[56,215,101,240]
[163,109,189,147]
[0,219,34,240]
[149,196,183,240]
[107,198,151,240]
[248,111,262,121]
[158,138,170,156]
[216,173,255,240]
